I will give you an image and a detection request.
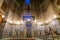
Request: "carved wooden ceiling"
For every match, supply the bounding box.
[4,0,56,22]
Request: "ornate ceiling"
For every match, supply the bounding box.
[3,0,56,24]
[10,0,51,18]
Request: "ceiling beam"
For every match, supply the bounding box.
[13,0,20,7]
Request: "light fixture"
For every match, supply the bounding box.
[2,15,5,18]
[16,21,20,24]
[26,19,31,21]
[7,20,13,24]
[34,20,37,22]
[54,15,57,18]
[46,20,49,23]
[9,21,12,23]
[20,20,23,24]
[37,22,42,25]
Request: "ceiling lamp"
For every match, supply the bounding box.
[35,20,36,22]
[26,19,31,21]
[54,15,57,18]
[46,20,49,23]
[34,20,37,22]
[2,15,5,18]
[9,21,12,23]
[16,21,20,24]
[20,20,24,24]
[37,22,42,25]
